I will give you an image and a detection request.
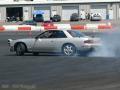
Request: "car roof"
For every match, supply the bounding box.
[44,29,63,31]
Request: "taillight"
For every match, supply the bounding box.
[84,40,94,43]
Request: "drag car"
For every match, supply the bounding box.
[8,30,101,56]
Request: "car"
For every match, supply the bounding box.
[90,14,102,21]
[70,13,79,21]
[41,20,54,27]
[19,20,37,26]
[33,14,44,22]
[51,15,61,22]
[8,30,101,56]
[7,16,17,22]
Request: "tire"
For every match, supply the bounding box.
[33,52,39,56]
[62,44,76,56]
[79,48,94,56]
[16,43,26,56]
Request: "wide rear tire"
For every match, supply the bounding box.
[62,44,76,56]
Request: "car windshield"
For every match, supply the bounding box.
[67,30,85,37]
[54,15,59,17]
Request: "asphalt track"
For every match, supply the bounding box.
[0,32,120,90]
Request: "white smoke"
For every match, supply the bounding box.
[89,30,120,57]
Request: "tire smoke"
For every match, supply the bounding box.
[89,30,120,57]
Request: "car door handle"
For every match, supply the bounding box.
[51,41,54,42]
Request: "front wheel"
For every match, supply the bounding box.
[16,43,26,56]
[62,44,76,56]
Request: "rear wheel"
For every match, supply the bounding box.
[79,48,94,56]
[62,44,76,56]
[16,43,26,56]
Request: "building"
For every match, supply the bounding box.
[0,0,120,21]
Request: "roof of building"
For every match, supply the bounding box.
[0,0,120,5]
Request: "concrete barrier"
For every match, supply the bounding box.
[54,24,71,30]
[71,25,85,30]
[0,26,5,31]
[86,24,98,29]
[98,25,112,29]
[0,22,112,32]
[44,26,57,30]
[18,26,31,31]
[86,23,112,29]
[31,26,41,31]
[3,25,18,31]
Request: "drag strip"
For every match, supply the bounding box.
[0,32,120,90]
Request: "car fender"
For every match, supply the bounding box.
[13,38,36,52]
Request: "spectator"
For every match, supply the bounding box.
[87,13,90,20]
[85,13,88,20]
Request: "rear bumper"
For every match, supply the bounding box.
[79,43,101,51]
[78,47,94,52]
[78,47,95,56]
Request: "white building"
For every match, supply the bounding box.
[0,0,120,21]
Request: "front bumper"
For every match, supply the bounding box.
[9,46,14,52]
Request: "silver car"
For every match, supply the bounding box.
[8,30,100,56]
[90,14,101,21]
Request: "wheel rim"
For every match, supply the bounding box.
[63,45,75,56]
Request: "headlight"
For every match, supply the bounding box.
[8,39,13,46]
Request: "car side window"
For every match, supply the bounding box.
[36,31,67,39]
[37,31,53,38]
[49,31,67,38]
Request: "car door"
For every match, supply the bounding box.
[33,31,55,52]
[47,30,67,52]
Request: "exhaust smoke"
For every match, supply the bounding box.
[89,30,120,57]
